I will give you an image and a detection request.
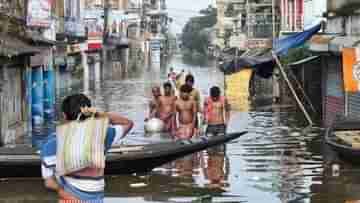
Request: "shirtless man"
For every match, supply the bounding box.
[203,86,230,136]
[175,84,198,139]
[185,74,201,111]
[158,82,177,134]
[146,86,161,120]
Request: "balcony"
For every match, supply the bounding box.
[281,13,304,32]
[64,17,86,38]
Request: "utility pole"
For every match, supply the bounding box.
[102,0,110,69]
[272,0,276,40]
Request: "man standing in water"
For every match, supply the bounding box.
[146,86,161,120]
[158,82,177,134]
[185,74,201,111]
[175,84,198,139]
[41,94,133,201]
[203,86,230,136]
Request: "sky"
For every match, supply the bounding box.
[166,0,215,34]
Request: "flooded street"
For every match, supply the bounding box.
[0,54,359,203]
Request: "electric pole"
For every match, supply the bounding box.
[102,0,110,69]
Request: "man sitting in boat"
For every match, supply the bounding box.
[158,82,177,134]
[145,86,161,120]
[41,94,133,201]
[203,86,230,136]
[175,84,198,139]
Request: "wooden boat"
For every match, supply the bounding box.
[0,132,246,178]
[325,118,360,161]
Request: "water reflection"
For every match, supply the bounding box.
[13,54,360,203]
[202,148,230,189]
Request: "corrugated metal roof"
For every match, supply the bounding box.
[0,36,40,58]
[24,30,57,45]
[329,36,360,53]
[288,55,320,66]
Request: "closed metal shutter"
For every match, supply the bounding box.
[324,56,345,127]
[347,93,360,119]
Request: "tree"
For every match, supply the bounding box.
[181,5,217,55]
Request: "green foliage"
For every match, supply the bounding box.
[181,5,217,55]
[280,46,312,66]
[225,4,238,17]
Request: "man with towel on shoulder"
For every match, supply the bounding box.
[41,94,133,201]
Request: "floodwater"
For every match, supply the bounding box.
[0,54,359,203]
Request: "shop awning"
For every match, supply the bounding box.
[329,36,360,53]
[106,35,129,49]
[221,23,322,78]
[0,36,40,58]
[288,55,320,67]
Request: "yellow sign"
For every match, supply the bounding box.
[225,69,253,112]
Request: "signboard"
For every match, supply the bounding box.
[343,48,360,92]
[247,39,273,49]
[65,18,86,37]
[84,9,104,39]
[150,40,161,64]
[67,43,88,54]
[229,34,247,50]
[27,0,52,27]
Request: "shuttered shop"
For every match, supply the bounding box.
[347,93,360,119]
[323,56,345,127]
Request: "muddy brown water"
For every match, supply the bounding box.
[2,55,359,203]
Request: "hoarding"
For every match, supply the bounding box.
[27,0,52,28]
[65,18,86,37]
[343,48,360,92]
[247,38,273,49]
[84,9,104,39]
[150,40,161,64]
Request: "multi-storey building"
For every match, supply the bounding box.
[215,0,279,50]
[280,0,304,32]
[143,0,168,36]
[304,0,326,28]
[215,0,247,49]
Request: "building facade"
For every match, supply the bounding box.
[280,0,304,32]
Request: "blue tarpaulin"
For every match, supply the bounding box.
[273,23,321,56]
[221,23,322,78]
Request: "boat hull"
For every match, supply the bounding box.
[0,132,246,178]
[325,119,360,163]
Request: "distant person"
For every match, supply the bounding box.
[175,84,198,139]
[168,68,177,95]
[146,86,161,120]
[41,94,133,201]
[273,68,281,103]
[175,69,186,90]
[203,86,230,136]
[158,82,177,134]
[168,67,177,82]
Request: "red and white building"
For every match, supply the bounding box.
[280,0,304,32]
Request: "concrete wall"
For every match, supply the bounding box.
[304,0,326,28]
[326,14,360,36]
[327,0,360,13]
